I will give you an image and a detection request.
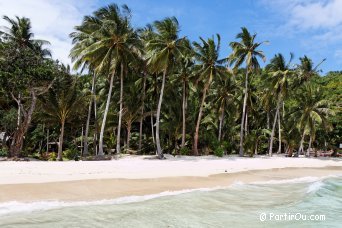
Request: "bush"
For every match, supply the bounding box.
[179,147,190,156]
[63,149,79,160]
[0,148,8,157]
[48,152,57,161]
[214,147,224,157]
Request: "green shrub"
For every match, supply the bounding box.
[31,152,41,160]
[0,148,8,157]
[48,152,57,161]
[179,147,190,156]
[214,147,224,157]
[63,149,79,160]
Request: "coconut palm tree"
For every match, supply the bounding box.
[266,53,294,156]
[171,40,194,148]
[292,85,333,156]
[70,4,139,156]
[192,34,226,155]
[214,75,238,142]
[228,27,267,156]
[0,16,50,49]
[40,75,87,161]
[146,17,187,158]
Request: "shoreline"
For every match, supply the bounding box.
[0,166,341,203]
[0,156,341,184]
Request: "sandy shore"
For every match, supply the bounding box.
[0,156,341,202]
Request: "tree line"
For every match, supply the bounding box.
[0,4,340,160]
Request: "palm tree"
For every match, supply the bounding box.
[192,34,226,155]
[172,40,194,148]
[292,85,333,156]
[228,27,267,156]
[40,76,87,161]
[214,75,237,142]
[266,53,294,156]
[70,4,139,156]
[146,17,187,158]
[296,55,326,86]
[0,16,50,49]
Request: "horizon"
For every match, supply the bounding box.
[0,0,341,74]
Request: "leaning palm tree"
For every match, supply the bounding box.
[146,17,187,158]
[70,4,139,156]
[266,53,294,156]
[228,27,267,156]
[291,85,333,156]
[192,34,226,155]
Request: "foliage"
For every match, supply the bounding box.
[63,149,79,160]
[179,146,190,156]
[0,148,8,157]
[0,8,340,159]
[214,147,224,157]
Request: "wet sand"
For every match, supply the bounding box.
[0,166,341,203]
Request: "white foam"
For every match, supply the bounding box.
[306,181,325,193]
[0,186,227,217]
[250,174,340,185]
[251,176,321,185]
[1,175,340,217]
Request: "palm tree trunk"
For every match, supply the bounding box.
[83,73,96,157]
[139,72,147,152]
[98,72,115,156]
[80,126,84,155]
[277,109,282,154]
[93,88,98,155]
[307,135,312,157]
[127,121,131,150]
[298,130,305,157]
[151,112,155,145]
[254,140,258,155]
[57,120,65,161]
[269,98,280,156]
[244,109,248,136]
[218,105,225,141]
[193,81,209,156]
[239,70,249,157]
[46,129,49,153]
[116,64,124,154]
[181,80,187,148]
[155,69,167,159]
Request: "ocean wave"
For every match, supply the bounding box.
[306,181,324,193]
[250,174,340,185]
[0,186,229,217]
[1,175,340,217]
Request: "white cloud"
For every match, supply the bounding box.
[0,0,95,66]
[288,0,342,29]
[260,0,342,42]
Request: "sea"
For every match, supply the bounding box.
[0,176,341,227]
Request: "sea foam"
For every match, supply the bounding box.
[0,186,227,217]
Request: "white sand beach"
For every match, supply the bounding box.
[0,155,341,184]
[0,156,341,203]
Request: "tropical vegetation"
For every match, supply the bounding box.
[0,3,340,160]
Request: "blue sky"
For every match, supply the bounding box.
[0,0,341,74]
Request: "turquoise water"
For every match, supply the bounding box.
[0,176,341,227]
